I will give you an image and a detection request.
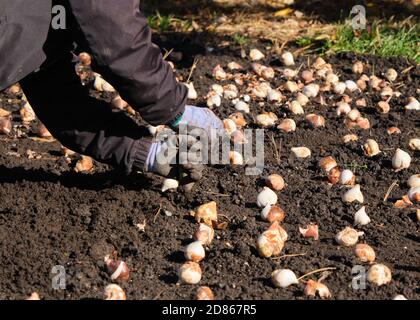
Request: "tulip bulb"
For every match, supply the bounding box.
[342,134,359,144]
[229,151,244,165]
[336,102,351,116]
[343,184,364,203]
[0,116,12,135]
[304,280,331,299]
[104,255,130,281]
[179,262,202,284]
[347,109,361,121]
[301,70,314,83]
[354,243,376,263]
[367,264,392,286]
[162,179,179,192]
[267,89,282,102]
[385,68,398,82]
[265,174,285,191]
[195,201,218,226]
[291,147,311,158]
[257,222,287,258]
[393,295,407,300]
[296,93,309,106]
[408,187,420,203]
[319,156,337,173]
[302,84,320,98]
[212,64,227,80]
[111,96,129,110]
[328,167,341,185]
[194,223,214,246]
[277,119,296,132]
[284,81,299,93]
[334,82,346,95]
[392,148,411,171]
[407,174,420,188]
[306,114,326,128]
[20,102,36,123]
[223,119,237,135]
[363,139,381,157]
[185,241,206,262]
[283,68,297,78]
[279,51,294,66]
[211,84,224,95]
[256,112,278,127]
[288,101,304,115]
[227,62,243,70]
[257,187,278,208]
[387,127,401,135]
[376,101,390,113]
[27,292,41,300]
[345,80,358,92]
[336,227,364,246]
[339,169,355,185]
[223,84,238,99]
[229,112,247,127]
[234,101,250,113]
[271,269,298,288]
[104,284,126,300]
[354,206,371,226]
[261,205,286,223]
[299,224,319,240]
[207,91,222,108]
[405,97,419,110]
[408,138,420,151]
[352,61,364,74]
[186,82,198,100]
[75,156,94,173]
[250,49,265,61]
[196,286,215,300]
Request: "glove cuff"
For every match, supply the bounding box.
[131,137,154,172]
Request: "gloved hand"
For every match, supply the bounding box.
[144,128,205,186]
[170,105,224,138]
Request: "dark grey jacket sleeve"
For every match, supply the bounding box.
[68,0,188,126]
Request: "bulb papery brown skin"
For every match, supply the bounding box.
[38,123,52,139]
[196,286,215,300]
[179,262,202,285]
[336,102,351,116]
[194,223,215,246]
[319,156,337,173]
[363,139,381,157]
[104,284,126,300]
[284,81,299,93]
[227,61,243,70]
[229,151,244,165]
[354,243,376,263]
[385,68,398,82]
[277,119,296,133]
[261,205,286,223]
[104,255,130,281]
[328,166,341,185]
[256,112,278,127]
[407,174,420,188]
[288,100,304,115]
[306,114,326,128]
[367,264,392,286]
[79,52,92,66]
[301,70,314,83]
[304,280,331,299]
[257,221,288,258]
[223,119,237,135]
[265,174,285,191]
[299,224,319,240]
[195,201,218,226]
[335,227,364,246]
[229,113,247,127]
[291,147,311,158]
[250,48,265,61]
[387,127,401,135]
[74,155,94,173]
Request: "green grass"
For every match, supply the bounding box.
[147,11,192,33]
[232,34,249,47]
[296,19,420,62]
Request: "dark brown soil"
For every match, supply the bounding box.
[0,42,419,300]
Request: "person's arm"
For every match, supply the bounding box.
[67,0,187,126]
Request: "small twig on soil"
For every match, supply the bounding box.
[269,133,281,165]
[186,57,200,84]
[383,180,398,203]
[203,191,230,197]
[218,214,231,222]
[152,289,166,300]
[297,267,337,281]
[271,252,307,260]
[153,202,163,223]
[162,48,174,61]
[401,66,414,74]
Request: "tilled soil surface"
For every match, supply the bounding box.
[0,43,419,300]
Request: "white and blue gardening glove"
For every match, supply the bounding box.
[170,105,224,138]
